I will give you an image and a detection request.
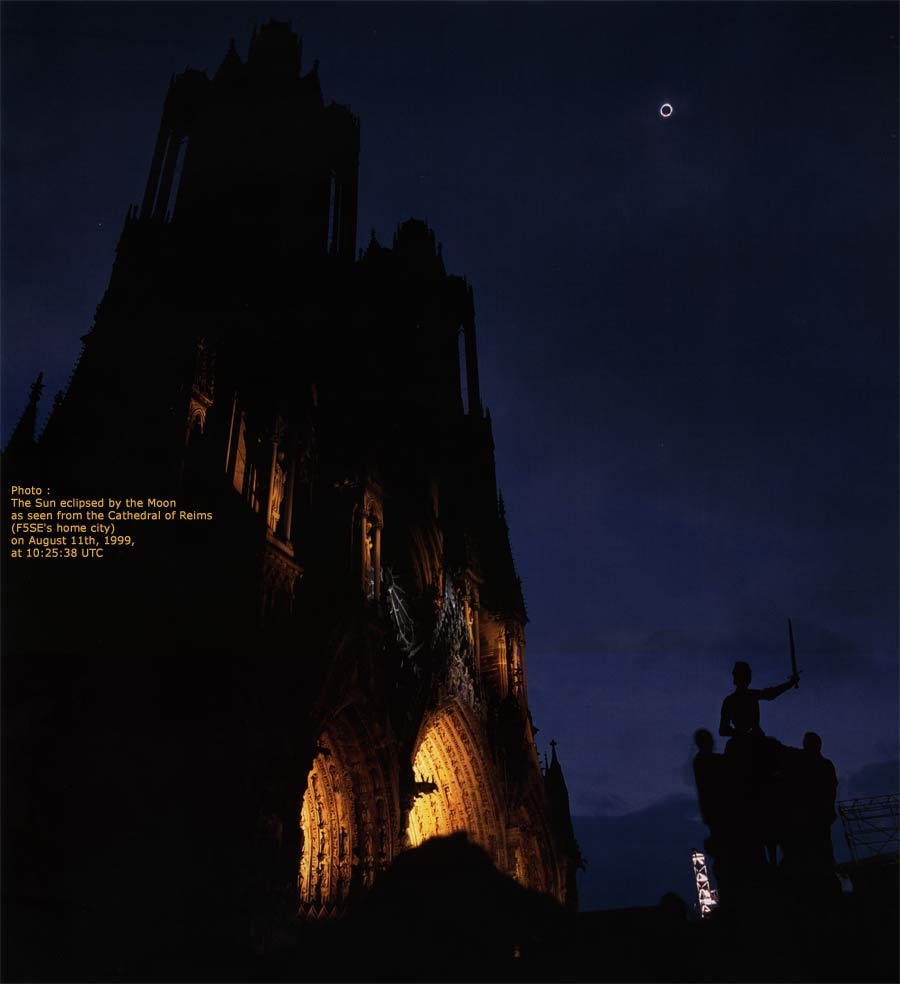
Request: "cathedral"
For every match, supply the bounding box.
[4,21,580,974]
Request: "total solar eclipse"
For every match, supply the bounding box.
[659,103,673,118]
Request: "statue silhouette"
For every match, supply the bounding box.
[693,660,848,915]
[692,729,726,831]
[720,660,800,803]
[779,731,841,900]
[719,661,800,740]
[800,731,838,827]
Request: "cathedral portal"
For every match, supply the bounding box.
[407,700,506,867]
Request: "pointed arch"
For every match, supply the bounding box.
[298,707,399,917]
[407,699,507,869]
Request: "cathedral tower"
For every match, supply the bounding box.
[4,22,580,975]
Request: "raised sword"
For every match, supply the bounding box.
[788,617,799,687]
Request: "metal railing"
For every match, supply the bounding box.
[837,793,899,863]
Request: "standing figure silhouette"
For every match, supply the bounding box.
[719,661,800,739]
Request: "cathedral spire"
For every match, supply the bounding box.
[461,282,482,416]
[214,38,243,83]
[247,19,302,79]
[4,371,43,456]
[544,740,583,912]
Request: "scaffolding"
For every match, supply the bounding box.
[838,793,899,863]
[691,849,719,918]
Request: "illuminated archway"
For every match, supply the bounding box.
[298,745,353,914]
[509,798,561,898]
[298,709,398,917]
[407,701,506,867]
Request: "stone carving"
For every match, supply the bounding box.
[432,578,478,706]
[383,568,419,656]
[269,451,286,532]
[299,714,400,916]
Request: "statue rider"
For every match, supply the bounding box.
[719,661,800,741]
[719,660,800,802]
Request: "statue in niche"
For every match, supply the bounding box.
[269,450,286,532]
[465,597,475,643]
[362,826,374,876]
[299,830,309,895]
[362,515,374,594]
[315,866,324,906]
[232,414,248,493]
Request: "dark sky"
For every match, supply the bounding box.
[3,2,898,909]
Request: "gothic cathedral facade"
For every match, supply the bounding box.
[4,21,580,963]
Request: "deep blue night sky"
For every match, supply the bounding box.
[3,2,897,909]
